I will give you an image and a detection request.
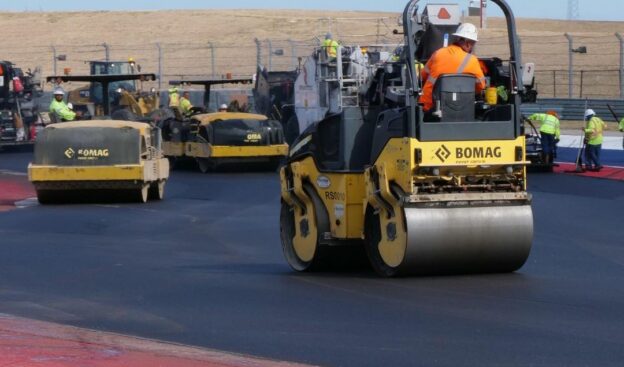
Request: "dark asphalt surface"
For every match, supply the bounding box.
[0,149,623,367]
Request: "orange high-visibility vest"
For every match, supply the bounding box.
[419,44,486,112]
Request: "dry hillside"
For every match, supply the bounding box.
[0,9,622,97]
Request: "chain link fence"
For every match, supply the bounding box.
[1,15,623,99]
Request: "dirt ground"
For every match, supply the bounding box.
[0,9,622,96]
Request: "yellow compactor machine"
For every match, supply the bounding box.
[29,73,168,203]
[279,0,533,276]
[162,79,288,172]
[29,120,168,203]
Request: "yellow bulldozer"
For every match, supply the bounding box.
[279,0,533,276]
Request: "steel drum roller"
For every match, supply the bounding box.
[400,205,533,274]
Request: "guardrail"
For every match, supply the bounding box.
[521,98,624,121]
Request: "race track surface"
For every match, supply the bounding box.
[0,149,623,367]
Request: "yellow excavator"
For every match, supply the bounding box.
[279,0,533,276]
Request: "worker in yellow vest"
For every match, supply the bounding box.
[168,87,180,107]
[179,91,193,116]
[322,33,339,61]
[583,109,607,171]
[49,89,76,122]
[528,110,560,165]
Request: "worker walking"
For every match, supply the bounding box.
[179,91,193,116]
[528,110,561,165]
[49,89,76,122]
[322,33,339,61]
[168,86,180,107]
[420,23,486,113]
[583,109,607,171]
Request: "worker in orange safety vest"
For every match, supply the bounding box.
[419,23,486,113]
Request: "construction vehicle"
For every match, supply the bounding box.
[161,78,288,172]
[253,68,298,143]
[279,0,533,276]
[0,61,44,148]
[65,60,159,119]
[28,73,169,203]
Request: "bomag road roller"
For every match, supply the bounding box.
[28,73,168,204]
[162,78,287,172]
[279,0,533,276]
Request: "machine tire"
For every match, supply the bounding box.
[196,158,217,173]
[167,156,178,170]
[135,185,149,203]
[36,190,61,205]
[284,115,300,145]
[364,205,402,277]
[148,180,165,200]
[280,183,329,272]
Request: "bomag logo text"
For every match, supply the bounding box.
[77,148,110,160]
[455,146,502,159]
[245,133,262,142]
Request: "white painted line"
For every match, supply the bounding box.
[0,169,28,176]
[558,135,623,151]
[15,197,38,209]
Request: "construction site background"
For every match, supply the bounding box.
[1,10,623,99]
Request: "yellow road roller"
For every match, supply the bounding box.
[29,73,168,204]
[279,0,533,276]
[29,120,169,203]
[162,78,288,172]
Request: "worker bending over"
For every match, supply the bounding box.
[529,110,561,165]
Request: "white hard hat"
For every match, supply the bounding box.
[53,88,65,96]
[219,104,228,110]
[584,109,595,118]
[453,23,479,42]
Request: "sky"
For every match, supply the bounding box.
[5,0,623,21]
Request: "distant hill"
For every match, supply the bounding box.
[0,9,621,97]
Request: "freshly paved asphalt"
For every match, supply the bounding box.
[0,148,623,367]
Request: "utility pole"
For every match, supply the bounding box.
[254,38,261,70]
[51,46,57,76]
[156,43,163,91]
[102,43,110,62]
[567,0,579,20]
[565,33,574,98]
[480,0,487,29]
[207,42,216,78]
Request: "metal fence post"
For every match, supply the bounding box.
[267,39,273,72]
[102,42,110,62]
[564,33,574,98]
[254,38,261,69]
[156,43,162,90]
[553,70,556,98]
[207,42,216,78]
[579,70,584,98]
[288,39,296,69]
[51,45,57,76]
[616,32,624,99]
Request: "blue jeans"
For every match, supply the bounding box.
[540,132,556,159]
[584,144,602,168]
